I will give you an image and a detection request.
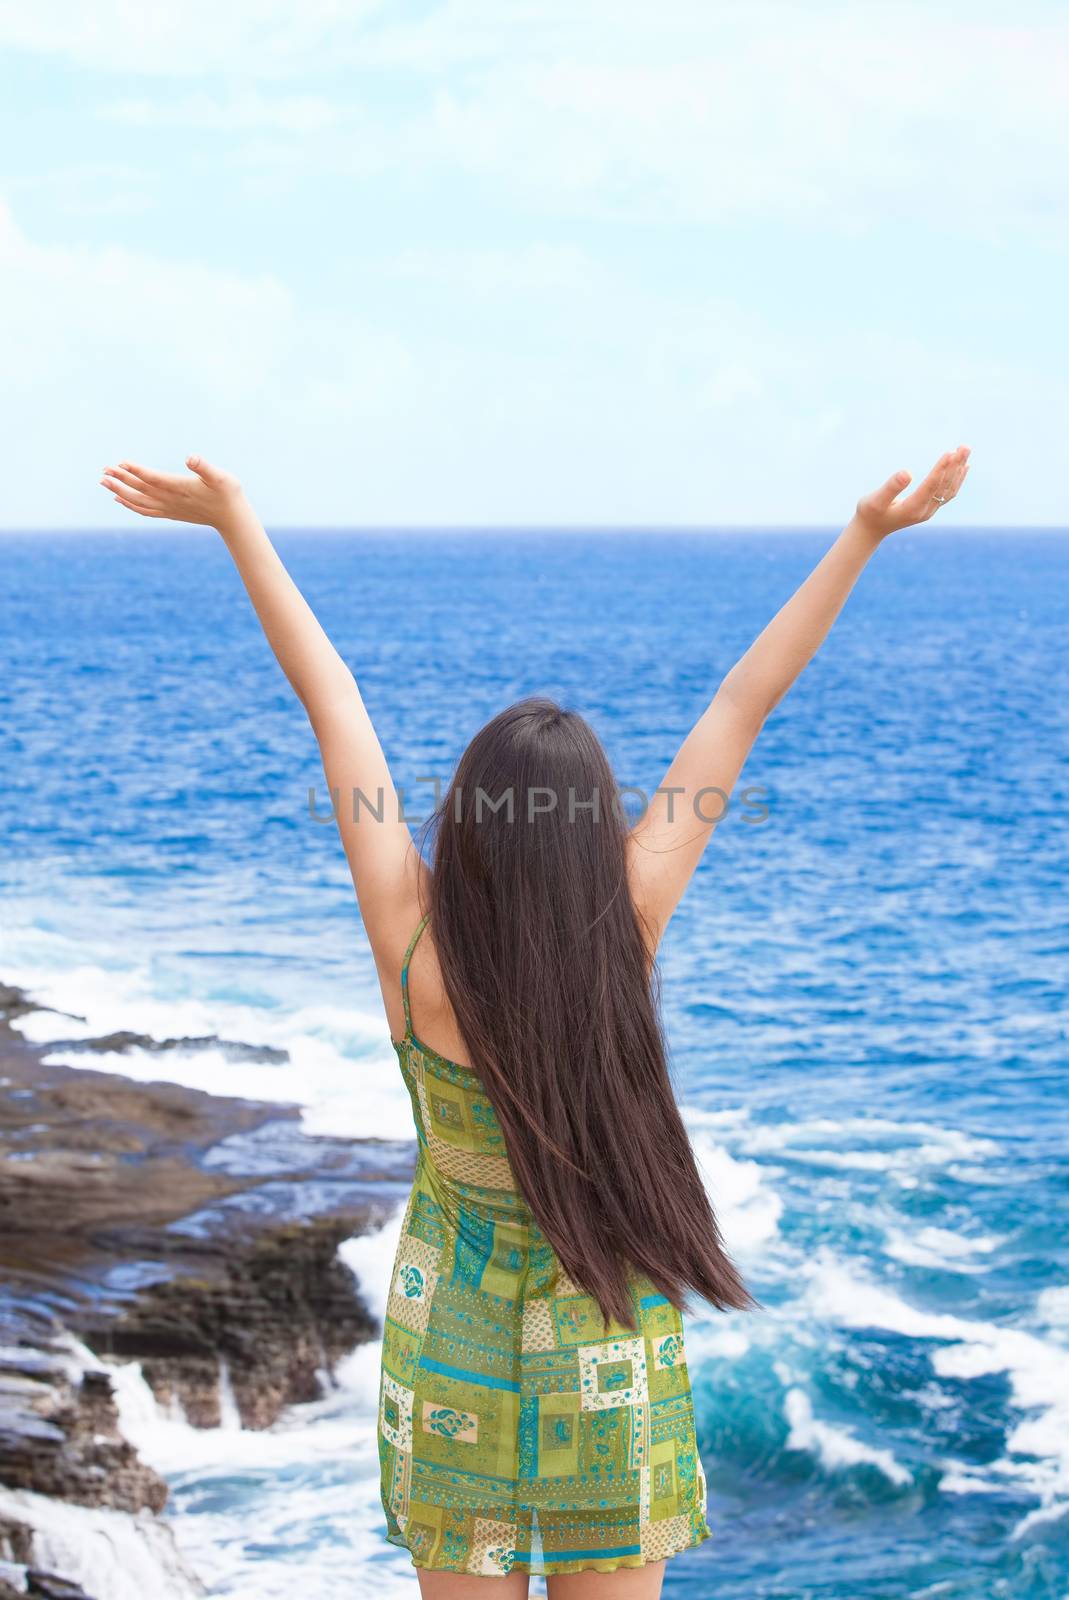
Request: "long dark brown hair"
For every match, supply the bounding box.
[419,697,753,1331]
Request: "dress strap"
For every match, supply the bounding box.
[400,913,430,1036]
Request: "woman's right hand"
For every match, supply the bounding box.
[100,455,245,529]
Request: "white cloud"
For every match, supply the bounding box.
[102,91,344,133]
[0,0,389,75]
[51,2,1069,237]
[0,199,417,525]
[3,162,154,219]
[1,1,1066,524]
[405,14,1069,236]
[0,198,292,398]
[3,194,1063,527]
[393,243,597,296]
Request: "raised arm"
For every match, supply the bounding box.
[627,446,971,949]
[100,456,425,957]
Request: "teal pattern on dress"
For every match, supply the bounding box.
[377,913,713,1576]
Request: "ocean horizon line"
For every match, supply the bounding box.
[2,521,1067,537]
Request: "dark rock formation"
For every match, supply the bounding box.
[85,1215,378,1429]
[0,979,415,1596]
[3,1574,96,1600]
[0,1328,166,1511]
[53,1030,289,1066]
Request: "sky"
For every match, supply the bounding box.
[1,0,1066,528]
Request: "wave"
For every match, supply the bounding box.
[682,1107,786,1257]
[5,941,411,1142]
[801,1256,1069,1535]
[782,1386,911,1487]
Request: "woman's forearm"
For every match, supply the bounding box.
[99,454,365,731]
[215,494,357,722]
[99,453,425,938]
[718,516,880,727]
[715,448,970,729]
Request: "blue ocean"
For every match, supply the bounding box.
[2,528,1067,1599]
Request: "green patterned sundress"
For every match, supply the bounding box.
[377,914,712,1577]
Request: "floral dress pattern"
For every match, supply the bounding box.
[377,914,712,1576]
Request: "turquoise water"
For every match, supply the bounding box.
[2,528,1067,1598]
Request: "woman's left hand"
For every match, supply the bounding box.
[854,445,971,540]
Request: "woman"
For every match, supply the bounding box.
[100,445,970,1596]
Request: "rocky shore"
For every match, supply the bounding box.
[0,982,414,1599]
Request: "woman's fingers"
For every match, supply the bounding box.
[101,473,161,508]
[900,447,968,522]
[117,459,166,488]
[931,447,971,510]
[870,469,913,512]
[110,490,163,518]
[914,451,955,518]
[103,465,156,495]
[186,454,219,484]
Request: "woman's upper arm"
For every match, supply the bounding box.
[312,689,428,954]
[626,686,763,949]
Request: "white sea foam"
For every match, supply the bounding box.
[0,1487,203,1599]
[112,1344,383,1476]
[683,1319,751,1363]
[739,1115,1000,1181]
[38,1036,411,1142]
[675,1105,750,1132]
[7,947,413,1140]
[339,1210,405,1326]
[778,1148,903,1171]
[883,1225,1002,1271]
[804,1256,1069,1532]
[216,1360,243,1432]
[1036,1286,1069,1329]
[939,1464,1006,1495]
[683,1112,784,1256]
[783,1387,911,1487]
